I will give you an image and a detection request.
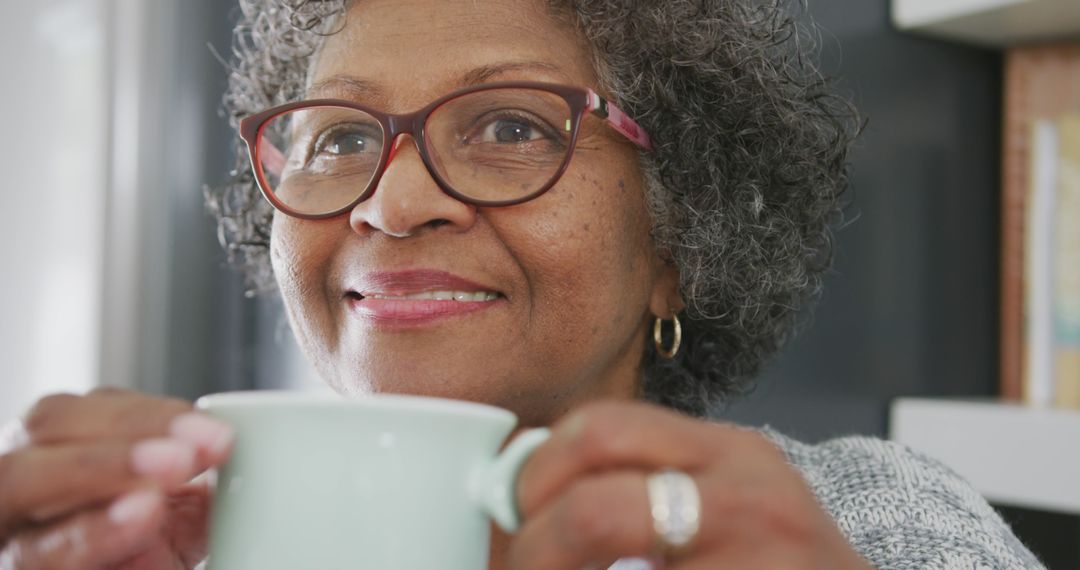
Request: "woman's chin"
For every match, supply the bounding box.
[334,369,517,408]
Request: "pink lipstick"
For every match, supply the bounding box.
[345,269,502,328]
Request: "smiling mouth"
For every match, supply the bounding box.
[344,269,505,328]
[352,290,500,302]
[345,290,503,328]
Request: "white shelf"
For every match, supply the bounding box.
[889,398,1080,515]
[893,0,1080,47]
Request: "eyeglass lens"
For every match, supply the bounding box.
[256,88,575,215]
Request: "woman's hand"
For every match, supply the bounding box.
[511,401,871,570]
[0,388,233,569]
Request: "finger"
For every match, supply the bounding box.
[0,488,165,569]
[0,439,197,539]
[510,470,655,570]
[517,401,744,517]
[162,477,215,567]
[22,391,233,468]
[22,390,193,445]
[168,412,236,469]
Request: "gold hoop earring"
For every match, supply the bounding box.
[653,314,682,360]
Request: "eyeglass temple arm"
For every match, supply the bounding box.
[586,90,653,151]
[257,137,287,179]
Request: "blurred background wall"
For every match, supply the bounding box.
[2,0,111,422]
[0,0,1001,435]
[1,0,323,425]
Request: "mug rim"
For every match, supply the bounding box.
[196,390,516,422]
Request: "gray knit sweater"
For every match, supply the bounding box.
[614,430,1045,569]
[769,429,1046,569]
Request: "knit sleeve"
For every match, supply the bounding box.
[763,429,1045,570]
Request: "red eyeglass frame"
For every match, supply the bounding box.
[238,81,653,219]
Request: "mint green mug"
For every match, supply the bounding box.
[196,391,551,569]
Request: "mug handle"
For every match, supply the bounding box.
[473,427,552,533]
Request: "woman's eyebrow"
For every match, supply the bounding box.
[460,61,565,85]
[306,75,383,99]
[306,61,566,101]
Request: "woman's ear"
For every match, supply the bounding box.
[649,259,684,318]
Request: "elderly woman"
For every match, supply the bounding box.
[0,0,1043,568]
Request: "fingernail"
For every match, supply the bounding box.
[170,413,234,456]
[559,412,587,441]
[131,438,196,477]
[109,489,160,524]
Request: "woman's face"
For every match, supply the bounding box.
[270,0,680,427]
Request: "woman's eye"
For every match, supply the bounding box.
[482,119,544,144]
[309,124,381,159]
[320,132,370,155]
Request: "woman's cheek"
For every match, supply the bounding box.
[519,180,638,327]
[270,220,312,304]
[270,218,341,360]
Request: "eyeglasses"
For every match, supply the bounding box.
[238,81,653,219]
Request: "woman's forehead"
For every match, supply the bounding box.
[309,0,595,107]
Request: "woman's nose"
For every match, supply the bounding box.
[348,134,477,238]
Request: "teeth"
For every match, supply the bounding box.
[367,291,498,302]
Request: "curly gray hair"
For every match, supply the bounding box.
[207,0,859,417]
